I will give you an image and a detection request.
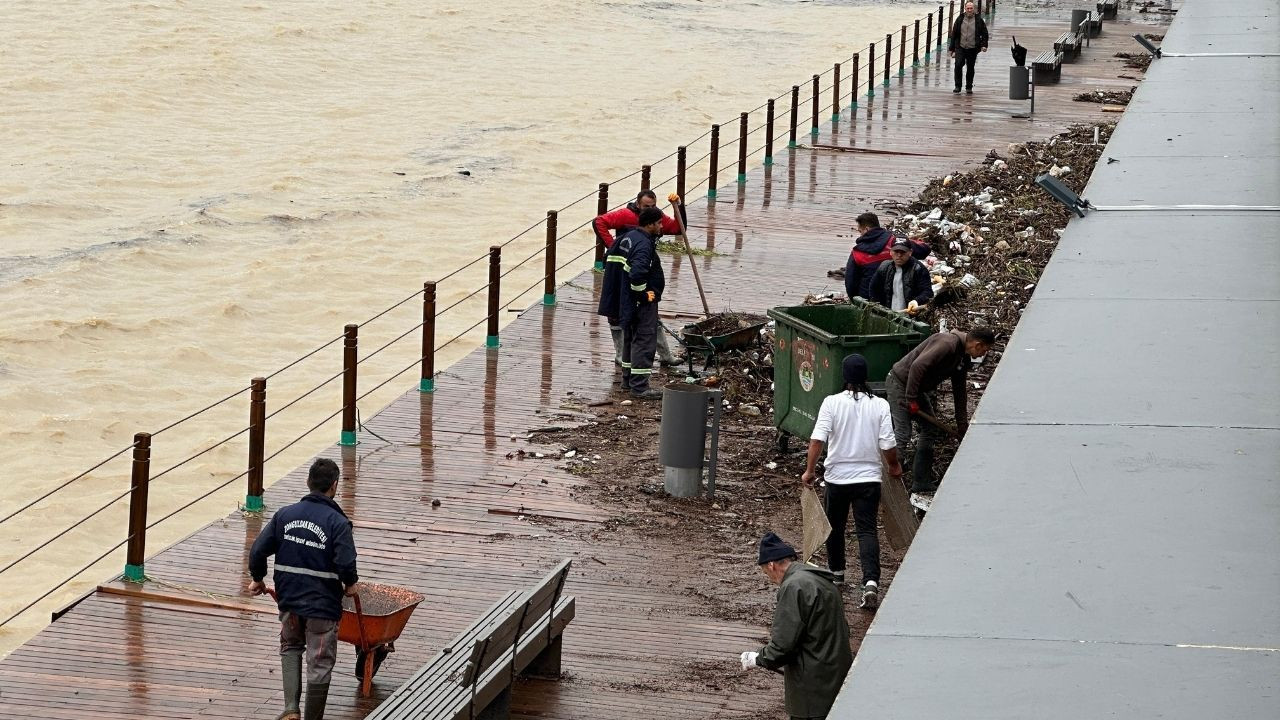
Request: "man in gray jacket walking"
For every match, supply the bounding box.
[740,532,852,719]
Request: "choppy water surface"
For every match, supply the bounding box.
[0,0,930,654]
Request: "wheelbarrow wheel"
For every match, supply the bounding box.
[355,644,392,680]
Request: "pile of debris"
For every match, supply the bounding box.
[1074,86,1135,105]
[875,122,1115,482]
[1114,52,1153,71]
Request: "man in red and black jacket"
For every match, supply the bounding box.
[594,190,685,367]
[592,189,685,250]
[845,212,896,301]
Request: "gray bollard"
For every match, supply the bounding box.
[659,384,710,497]
[1009,66,1030,99]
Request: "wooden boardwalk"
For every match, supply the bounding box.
[0,6,1162,719]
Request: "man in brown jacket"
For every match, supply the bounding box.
[885,328,995,494]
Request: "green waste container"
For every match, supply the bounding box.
[767,299,931,442]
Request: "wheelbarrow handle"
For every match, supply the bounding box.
[352,592,371,652]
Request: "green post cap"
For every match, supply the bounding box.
[419,377,435,393]
[245,494,264,512]
[764,156,774,166]
[124,563,145,583]
[339,430,357,446]
[593,260,605,271]
[485,335,500,348]
[707,188,718,199]
[542,292,556,306]
[736,173,747,184]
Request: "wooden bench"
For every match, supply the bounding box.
[1096,0,1118,20]
[1054,29,1083,61]
[1032,49,1064,84]
[366,559,575,720]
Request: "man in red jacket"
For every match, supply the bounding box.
[594,190,684,367]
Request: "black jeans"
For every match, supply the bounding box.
[824,482,881,585]
[954,47,980,89]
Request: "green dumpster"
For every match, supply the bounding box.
[767,298,932,442]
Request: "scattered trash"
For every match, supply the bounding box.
[431,498,441,507]
[620,399,633,406]
[739,404,762,417]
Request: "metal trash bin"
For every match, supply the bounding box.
[767,299,931,444]
[659,384,722,497]
[1010,65,1030,99]
[1071,9,1089,32]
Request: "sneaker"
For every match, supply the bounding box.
[831,570,846,586]
[631,388,663,400]
[965,87,973,94]
[909,492,934,512]
[860,581,880,610]
[952,87,961,93]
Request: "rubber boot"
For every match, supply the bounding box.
[277,651,302,720]
[304,682,329,720]
[610,326,624,366]
[656,330,677,366]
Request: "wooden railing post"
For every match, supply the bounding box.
[831,63,841,122]
[926,13,934,60]
[675,149,686,201]
[810,74,820,136]
[764,100,775,166]
[640,165,651,193]
[867,43,876,97]
[900,26,907,76]
[851,53,860,109]
[938,5,946,56]
[245,378,266,511]
[486,246,501,348]
[788,85,799,148]
[124,432,152,583]
[913,20,920,67]
[593,183,608,270]
[949,1,955,41]
[420,282,436,392]
[340,323,358,446]
[884,33,892,87]
[543,211,558,306]
[707,124,720,199]
[736,113,748,184]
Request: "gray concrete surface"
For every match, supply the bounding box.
[831,0,1280,715]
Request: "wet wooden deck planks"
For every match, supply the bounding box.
[0,7,1161,719]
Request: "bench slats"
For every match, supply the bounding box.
[367,560,575,720]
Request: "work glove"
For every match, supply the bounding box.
[908,401,920,415]
[637,290,657,304]
[740,651,759,670]
[668,192,681,204]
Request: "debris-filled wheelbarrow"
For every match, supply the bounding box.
[680,313,769,373]
[268,583,425,696]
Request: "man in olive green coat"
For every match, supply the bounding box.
[740,532,853,719]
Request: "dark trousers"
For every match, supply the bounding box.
[885,372,945,493]
[954,47,980,89]
[824,482,881,585]
[621,301,658,392]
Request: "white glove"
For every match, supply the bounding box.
[740,651,759,670]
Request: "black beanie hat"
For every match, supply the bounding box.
[637,207,665,226]
[842,353,868,386]
[757,531,797,565]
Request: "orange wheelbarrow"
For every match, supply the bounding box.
[267,583,425,696]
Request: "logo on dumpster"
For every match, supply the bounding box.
[794,338,817,392]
